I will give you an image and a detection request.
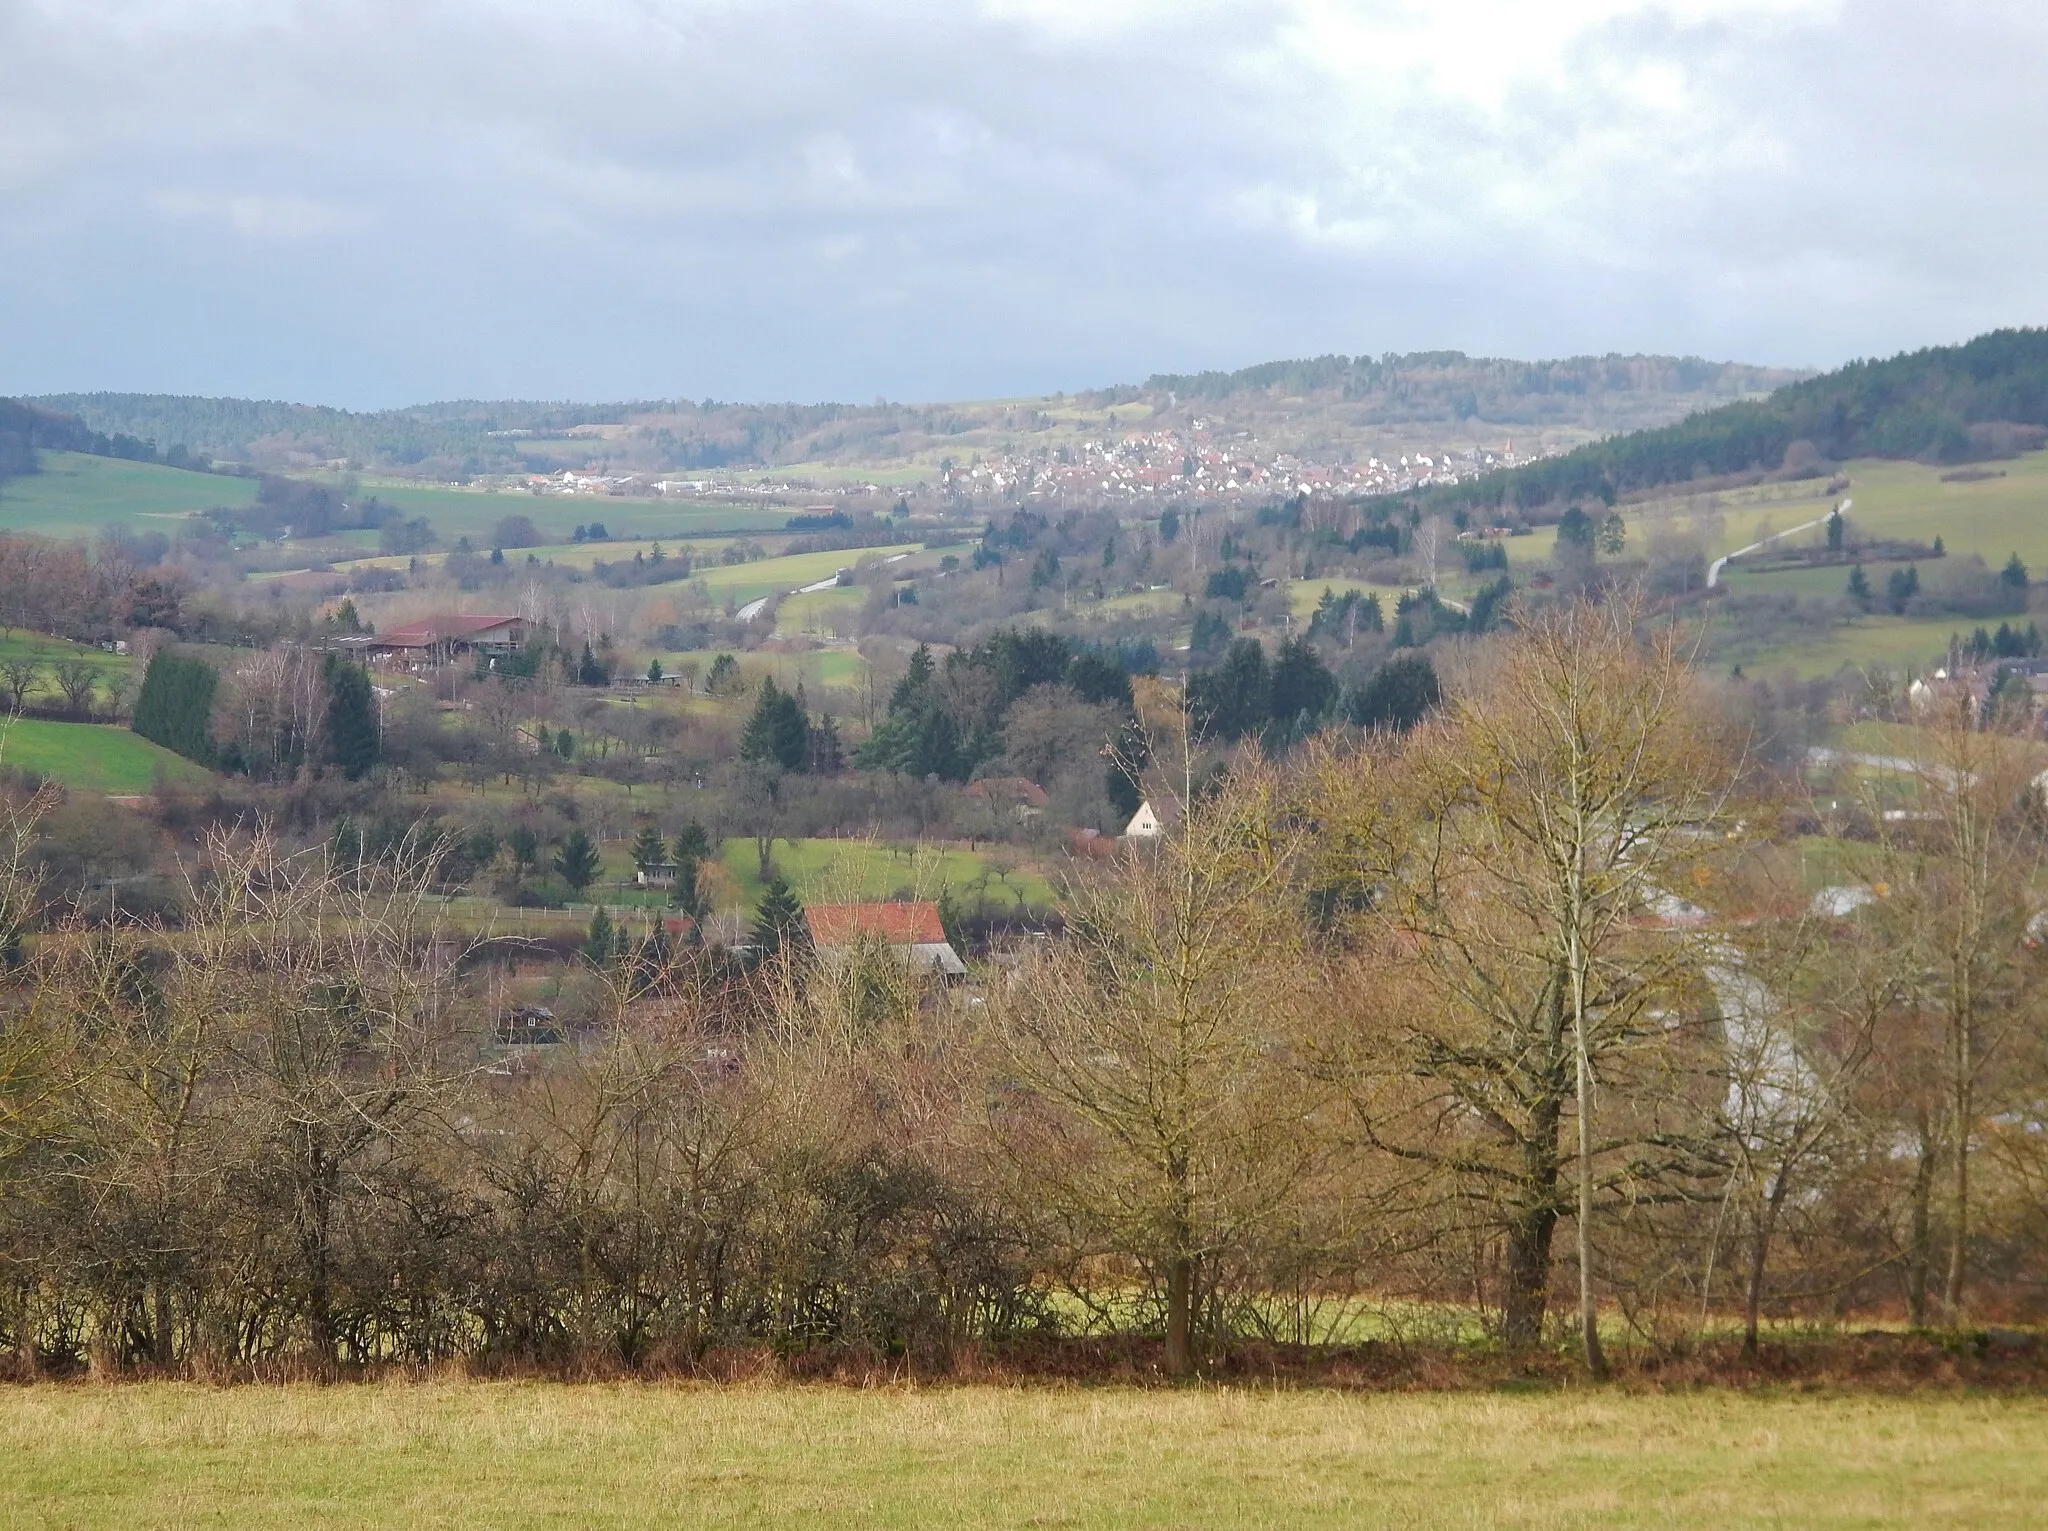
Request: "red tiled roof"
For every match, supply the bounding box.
[805,901,948,947]
[380,614,522,642]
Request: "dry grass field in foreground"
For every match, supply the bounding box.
[4,1384,2046,1528]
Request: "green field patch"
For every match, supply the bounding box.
[326,534,755,580]
[773,587,865,637]
[1286,577,1415,620]
[308,478,794,543]
[717,836,1055,912]
[0,453,255,537]
[696,545,920,607]
[1720,612,1964,677]
[1826,451,2048,571]
[1717,563,1868,600]
[0,719,209,793]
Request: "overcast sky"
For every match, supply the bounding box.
[2,0,2043,408]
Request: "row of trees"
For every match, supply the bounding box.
[132,647,379,781]
[5,602,2046,1380]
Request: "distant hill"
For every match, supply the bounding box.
[0,397,182,486]
[1135,351,1802,435]
[1412,328,2048,519]
[31,349,1805,481]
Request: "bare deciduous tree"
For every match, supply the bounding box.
[995,755,1322,1375]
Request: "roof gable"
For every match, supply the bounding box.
[806,900,948,946]
[381,614,523,641]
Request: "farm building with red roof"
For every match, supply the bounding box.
[804,900,967,978]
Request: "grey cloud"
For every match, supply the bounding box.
[0,0,2042,406]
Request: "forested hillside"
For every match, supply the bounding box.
[0,397,185,486]
[1415,328,2048,518]
[1137,350,1801,434]
[30,348,1803,481]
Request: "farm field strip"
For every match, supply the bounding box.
[715,836,1056,911]
[0,719,208,793]
[4,1383,2044,1529]
[0,452,256,536]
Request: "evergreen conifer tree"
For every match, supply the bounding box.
[673,820,712,864]
[322,656,378,780]
[582,906,616,965]
[630,825,669,873]
[130,650,219,765]
[750,876,809,962]
[556,828,601,893]
[740,678,811,771]
[811,712,844,774]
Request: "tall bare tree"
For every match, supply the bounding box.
[1857,695,2047,1325]
[1312,601,1737,1370]
[995,756,1321,1374]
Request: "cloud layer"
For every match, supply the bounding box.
[2,0,2042,406]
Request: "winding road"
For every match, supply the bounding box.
[1704,500,1847,588]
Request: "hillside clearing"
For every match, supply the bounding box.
[0,452,256,537]
[717,836,1056,911]
[3,1383,2043,1529]
[0,720,209,793]
[319,479,794,543]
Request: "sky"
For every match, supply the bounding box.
[2,0,2044,409]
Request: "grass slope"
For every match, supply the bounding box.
[718,836,1055,912]
[695,545,920,607]
[4,1384,2045,1529]
[0,452,255,536]
[0,720,208,793]
[329,480,793,543]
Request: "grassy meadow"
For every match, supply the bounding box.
[4,1382,2045,1529]
[0,452,256,537]
[333,479,794,543]
[0,719,208,794]
[715,835,1058,912]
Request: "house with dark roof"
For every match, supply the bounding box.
[805,900,967,978]
[346,614,527,667]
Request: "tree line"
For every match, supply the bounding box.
[4,600,2047,1380]
[1408,327,2048,519]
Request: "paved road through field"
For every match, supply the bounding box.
[1705,500,1846,588]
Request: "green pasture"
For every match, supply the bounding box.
[327,478,793,543]
[1715,612,1965,678]
[1828,452,2048,571]
[0,452,255,537]
[1286,578,1415,620]
[1716,563,1868,600]
[717,836,1056,912]
[322,535,757,581]
[0,630,134,679]
[0,720,208,794]
[1089,589,1182,618]
[773,587,865,637]
[696,545,920,607]
[628,647,867,699]
[1613,450,2048,576]
[5,1383,2045,1529]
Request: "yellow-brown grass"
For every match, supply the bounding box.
[5,1381,2046,1527]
